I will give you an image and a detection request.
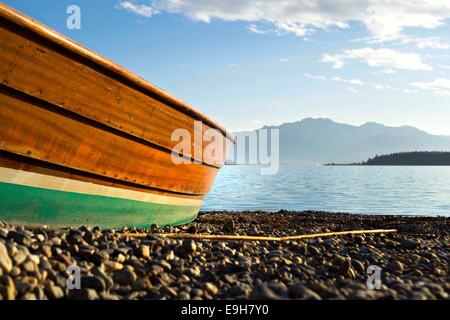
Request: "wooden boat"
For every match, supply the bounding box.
[0,4,232,228]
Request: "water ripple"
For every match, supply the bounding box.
[202,165,450,216]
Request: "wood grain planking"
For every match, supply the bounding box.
[0,150,204,200]
[0,3,233,142]
[0,87,218,195]
[0,22,228,167]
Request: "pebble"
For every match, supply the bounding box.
[12,252,27,265]
[132,278,152,291]
[160,285,178,297]
[45,285,64,299]
[100,293,120,300]
[352,259,365,273]
[0,227,9,238]
[92,267,114,289]
[238,256,252,269]
[81,275,106,292]
[38,245,52,258]
[388,260,404,273]
[91,250,109,265]
[0,211,446,301]
[9,231,32,246]
[21,292,37,300]
[182,240,197,253]
[0,284,15,300]
[103,260,123,271]
[223,274,237,285]
[222,219,235,232]
[10,266,20,277]
[307,245,320,256]
[137,245,150,258]
[22,261,36,273]
[68,288,98,300]
[339,259,356,279]
[0,241,12,273]
[251,283,282,300]
[113,270,137,285]
[400,239,419,250]
[203,282,218,295]
[289,283,322,300]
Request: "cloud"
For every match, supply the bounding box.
[331,76,364,86]
[436,63,450,70]
[362,2,450,41]
[305,73,365,88]
[279,58,289,63]
[118,1,450,41]
[321,54,345,69]
[410,78,450,96]
[247,24,268,35]
[321,48,433,71]
[304,73,327,80]
[347,87,359,93]
[400,37,450,49]
[373,83,398,91]
[381,69,397,74]
[118,1,158,17]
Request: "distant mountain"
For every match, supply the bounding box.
[353,151,450,166]
[229,118,450,164]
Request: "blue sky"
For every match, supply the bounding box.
[4,0,450,134]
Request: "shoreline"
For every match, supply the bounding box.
[0,211,448,300]
[201,209,450,218]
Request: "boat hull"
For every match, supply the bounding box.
[0,166,201,228]
[0,4,232,228]
[0,182,200,229]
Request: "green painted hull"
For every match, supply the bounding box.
[0,182,200,228]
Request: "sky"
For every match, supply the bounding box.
[4,0,450,135]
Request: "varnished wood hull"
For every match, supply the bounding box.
[0,4,231,227]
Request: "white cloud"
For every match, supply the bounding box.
[347,87,359,93]
[436,63,450,70]
[331,76,364,86]
[118,1,158,17]
[305,73,365,87]
[247,24,268,35]
[400,37,450,49]
[321,48,433,71]
[119,1,450,41]
[373,83,398,91]
[304,73,327,80]
[321,54,345,69]
[362,2,450,41]
[279,58,289,63]
[410,78,450,96]
[381,69,397,74]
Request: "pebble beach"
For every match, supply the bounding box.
[0,211,448,300]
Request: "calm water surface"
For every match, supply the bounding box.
[202,165,450,216]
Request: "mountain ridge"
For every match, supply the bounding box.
[230,118,450,164]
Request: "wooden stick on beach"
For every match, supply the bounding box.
[120,228,397,242]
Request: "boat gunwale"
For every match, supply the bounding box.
[0,3,235,144]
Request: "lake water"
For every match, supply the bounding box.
[202,165,450,216]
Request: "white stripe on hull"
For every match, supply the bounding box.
[0,167,202,207]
